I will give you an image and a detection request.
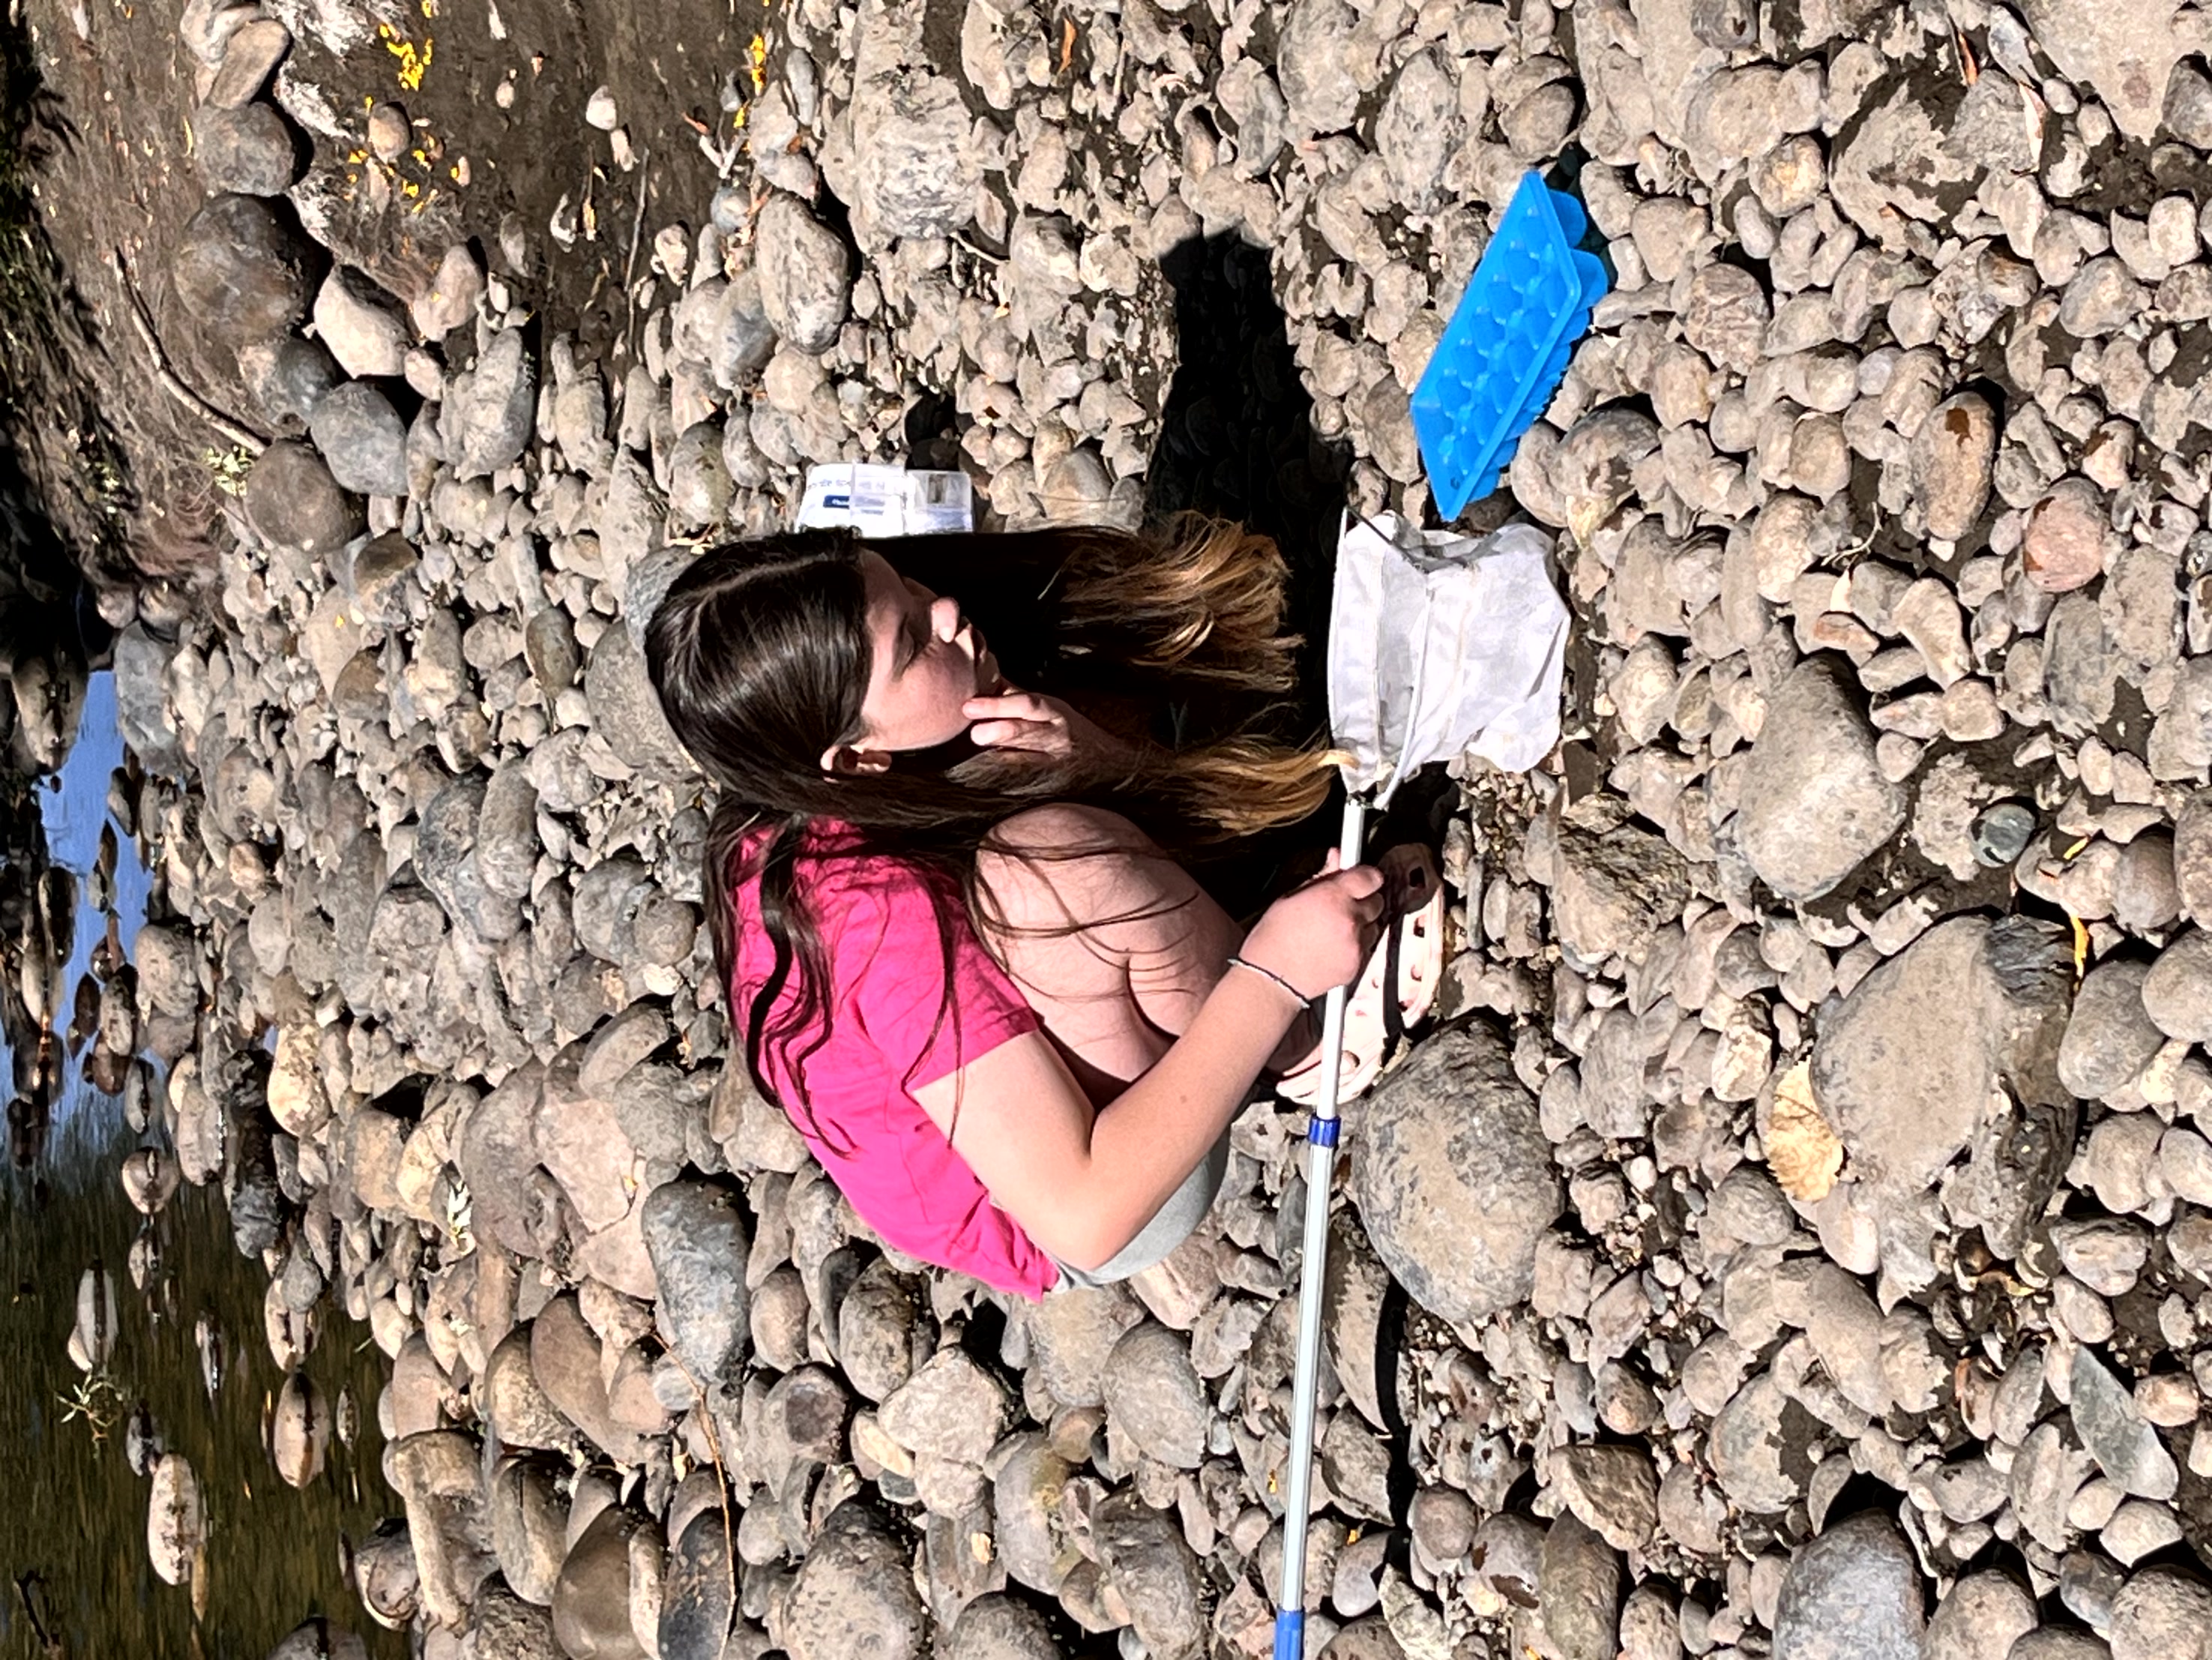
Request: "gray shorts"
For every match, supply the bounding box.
[1050,1129,1232,1292]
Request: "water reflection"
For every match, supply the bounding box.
[1,673,403,1659]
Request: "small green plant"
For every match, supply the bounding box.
[440,1169,474,1245]
[56,1368,127,1444]
[201,444,253,497]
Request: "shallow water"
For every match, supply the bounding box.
[0,674,404,1659]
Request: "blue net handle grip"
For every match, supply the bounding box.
[1274,1609,1305,1660]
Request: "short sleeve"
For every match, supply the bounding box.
[846,863,1040,1091]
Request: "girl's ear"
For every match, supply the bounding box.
[819,743,892,776]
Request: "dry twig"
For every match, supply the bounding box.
[622,149,653,363]
[669,1353,738,1623]
[108,247,268,455]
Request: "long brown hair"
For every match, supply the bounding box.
[644,515,1334,1138]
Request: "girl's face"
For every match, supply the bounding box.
[822,550,1002,772]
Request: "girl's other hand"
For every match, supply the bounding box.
[964,689,1130,763]
[1238,851,1386,1001]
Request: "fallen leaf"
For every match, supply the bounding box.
[1495,1575,1540,1611]
[1060,16,1076,73]
[2071,914,2089,979]
[1767,1059,1844,1203]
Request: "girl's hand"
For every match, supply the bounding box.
[1238,852,1387,1002]
[964,689,1130,764]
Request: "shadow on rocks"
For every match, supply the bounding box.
[1145,230,1349,699]
[1142,232,1353,916]
[1371,1271,1420,1538]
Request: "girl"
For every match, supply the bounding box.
[645,517,1438,1299]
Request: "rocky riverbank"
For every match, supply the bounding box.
[64,0,2212,1657]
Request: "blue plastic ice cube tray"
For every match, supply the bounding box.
[1412,171,1610,520]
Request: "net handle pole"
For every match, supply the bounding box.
[1273,795,1366,1660]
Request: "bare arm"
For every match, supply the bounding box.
[913,970,1302,1271]
[914,852,1383,1272]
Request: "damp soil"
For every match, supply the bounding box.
[263,0,747,346]
[16,0,754,544]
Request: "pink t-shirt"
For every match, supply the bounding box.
[729,826,1060,1299]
